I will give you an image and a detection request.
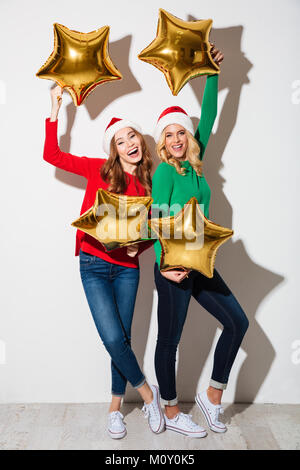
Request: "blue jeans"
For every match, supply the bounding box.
[79,249,146,396]
[154,263,249,405]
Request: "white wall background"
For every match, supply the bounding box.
[0,0,299,404]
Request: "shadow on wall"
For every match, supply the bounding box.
[49,27,283,414]
[175,23,282,413]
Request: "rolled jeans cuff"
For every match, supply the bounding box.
[133,377,146,390]
[112,392,125,397]
[160,396,178,406]
[209,379,227,390]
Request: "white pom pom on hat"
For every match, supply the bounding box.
[153,106,194,143]
[103,117,143,155]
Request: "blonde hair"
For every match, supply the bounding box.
[156,128,203,176]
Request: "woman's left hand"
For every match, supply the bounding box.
[127,244,139,257]
[210,43,224,66]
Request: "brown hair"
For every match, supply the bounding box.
[100,130,152,196]
[156,128,203,176]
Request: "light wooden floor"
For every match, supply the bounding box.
[0,402,299,450]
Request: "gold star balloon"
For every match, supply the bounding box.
[71,189,153,251]
[149,197,233,278]
[138,9,220,95]
[36,23,122,106]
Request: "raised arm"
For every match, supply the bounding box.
[194,43,224,160]
[194,74,218,161]
[43,86,91,178]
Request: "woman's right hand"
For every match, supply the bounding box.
[160,269,189,283]
[50,85,63,121]
[209,43,224,67]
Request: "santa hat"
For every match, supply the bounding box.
[153,106,194,143]
[103,117,143,155]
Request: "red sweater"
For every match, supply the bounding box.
[43,118,153,268]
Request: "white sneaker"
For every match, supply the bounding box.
[142,385,165,434]
[195,390,227,433]
[107,411,127,439]
[164,412,207,438]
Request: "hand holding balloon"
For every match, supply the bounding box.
[37,23,123,106]
[161,269,190,283]
[138,10,221,95]
[149,198,233,278]
[127,244,139,257]
[50,85,63,122]
[210,43,224,67]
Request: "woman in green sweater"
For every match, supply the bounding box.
[151,45,249,437]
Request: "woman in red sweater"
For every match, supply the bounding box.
[43,86,164,439]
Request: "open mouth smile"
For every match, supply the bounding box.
[127,147,139,157]
[172,144,183,150]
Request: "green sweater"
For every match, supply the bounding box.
[151,74,218,266]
